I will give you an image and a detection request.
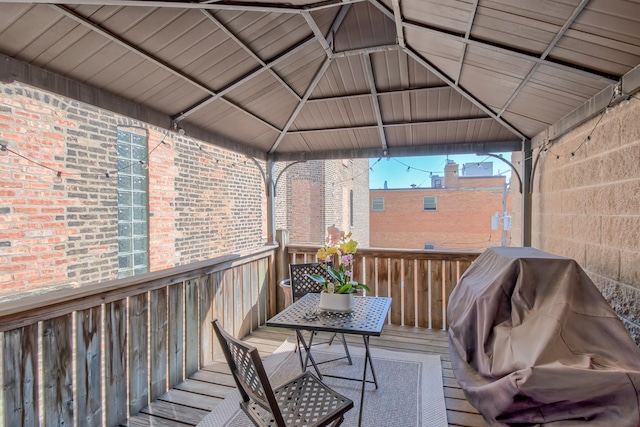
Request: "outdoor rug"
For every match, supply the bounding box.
[198,339,448,427]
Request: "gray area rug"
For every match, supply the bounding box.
[198,339,448,426]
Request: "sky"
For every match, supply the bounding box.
[368,153,513,189]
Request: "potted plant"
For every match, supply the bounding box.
[308,226,370,312]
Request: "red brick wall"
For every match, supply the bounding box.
[370,184,511,251]
[0,82,265,296]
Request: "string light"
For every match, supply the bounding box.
[54,171,63,183]
[0,142,7,155]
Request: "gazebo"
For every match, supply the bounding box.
[1,0,639,425]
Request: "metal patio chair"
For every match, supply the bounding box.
[212,319,354,427]
[289,262,352,365]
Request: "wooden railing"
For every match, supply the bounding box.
[286,245,480,330]
[0,245,277,427]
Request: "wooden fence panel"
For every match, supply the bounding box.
[76,307,102,426]
[128,293,149,416]
[42,314,73,427]
[168,283,184,389]
[404,259,416,327]
[389,258,402,326]
[233,267,243,338]
[213,271,224,361]
[417,260,430,328]
[0,246,276,427]
[199,275,214,367]
[430,261,444,330]
[250,263,259,333]
[185,279,199,377]
[3,325,38,427]
[258,258,268,326]
[223,269,234,335]
[242,264,252,338]
[150,288,168,402]
[104,300,127,427]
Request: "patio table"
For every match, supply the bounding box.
[267,293,392,427]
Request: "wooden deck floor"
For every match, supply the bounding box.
[124,325,488,427]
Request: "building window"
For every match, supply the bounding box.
[350,190,354,226]
[117,127,149,278]
[372,197,384,212]
[423,196,437,211]
[424,242,435,250]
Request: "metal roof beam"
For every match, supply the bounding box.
[364,53,388,152]
[391,0,405,48]
[53,4,280,132]
[268,57,333,153]
[173,37,315,121]
[288,116,495,134]
[454,0,478,85]
[201,10,302,102]
[307,85,451,103]
[403,20,618,84]
[405,46,526,140]
[302,11,333,57]
[326,4,352,48]
[271,140,523,161]
[497,0,590,117]
[332,44,400,58]
[12,0,366,14]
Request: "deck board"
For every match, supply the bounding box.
[128,325,487,426]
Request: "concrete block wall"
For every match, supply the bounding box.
[512,96,640,345]
[0,82,265,297]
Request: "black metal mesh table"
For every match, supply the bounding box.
[267,293,392,427]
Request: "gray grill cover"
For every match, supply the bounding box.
[448,247,640,426]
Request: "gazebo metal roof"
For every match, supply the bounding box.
[1,0,639,161]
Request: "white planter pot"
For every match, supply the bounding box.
[318,291,355,313]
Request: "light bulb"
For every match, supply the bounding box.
[140,160,149,170]
[0,143,7,156]
[54,171,63,183]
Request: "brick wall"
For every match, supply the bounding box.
[370,178,510,251]
[0,82,265,297]
[275,158,370,246]
[511,96,640,344]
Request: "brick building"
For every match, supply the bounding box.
[0,82,365,297]
[275,159,370,246]
[370,161,511,251]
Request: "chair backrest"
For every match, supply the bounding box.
[289,262,332,301]
[211,319,286,426]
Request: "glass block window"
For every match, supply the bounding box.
[117,127,149,278]
[423,196,437,211]
[372,197,384,212]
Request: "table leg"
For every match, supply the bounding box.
[363,335,378,389]
[295,330,323,380]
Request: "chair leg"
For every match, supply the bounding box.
[330,415,345,426]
